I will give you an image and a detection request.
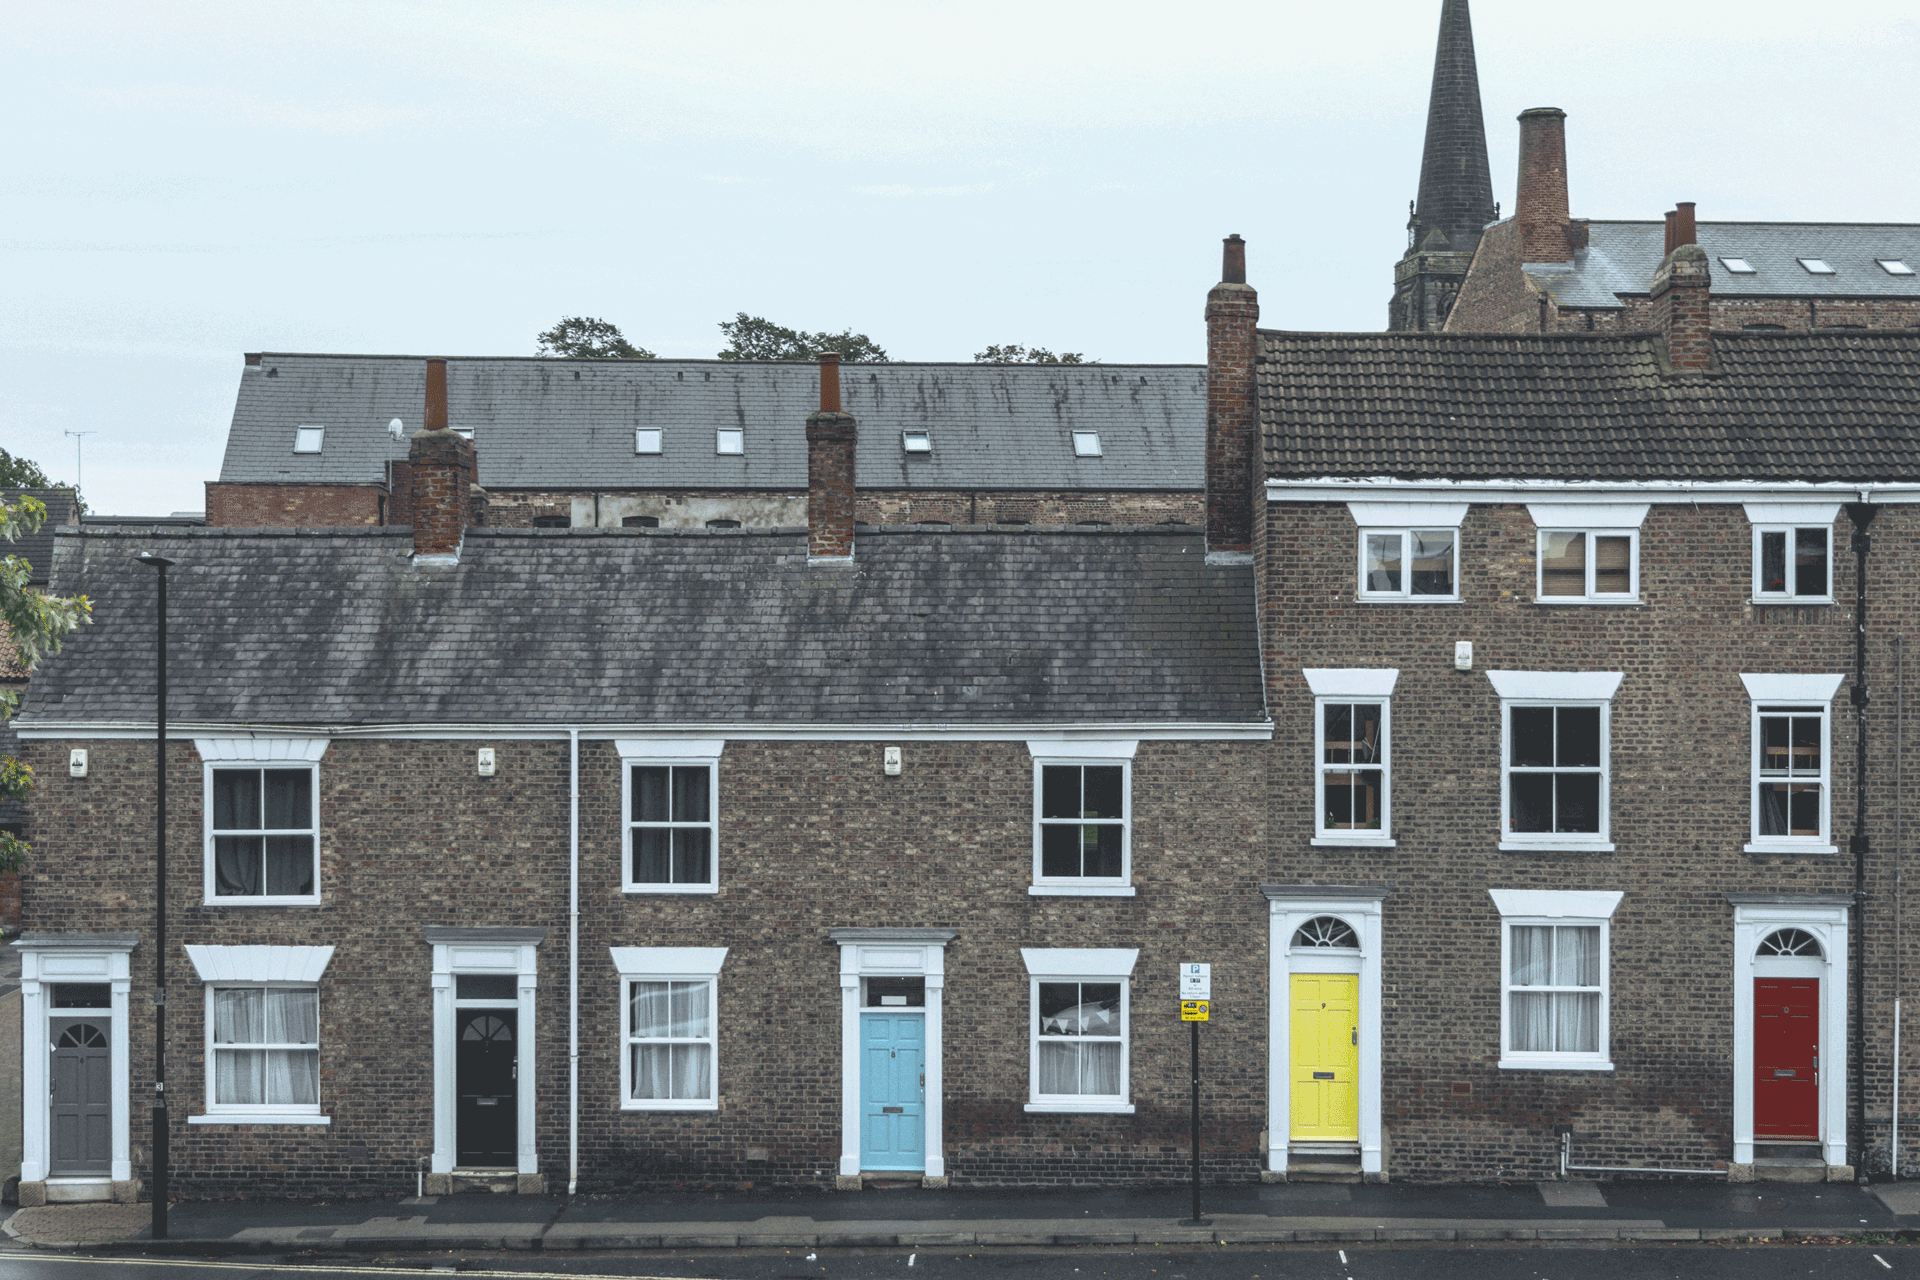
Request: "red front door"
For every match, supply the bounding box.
[1755,978,1819,1139]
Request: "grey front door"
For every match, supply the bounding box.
[50,1019,111,1175]
[456,1009,517,1166]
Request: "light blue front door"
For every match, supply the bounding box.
[860,1013,925,1171]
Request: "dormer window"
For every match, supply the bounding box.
[1797,259,1835,274]
[635,429,663,454]
[1071,431,1102,458]
[1880,260,1915,276]
[1720,258,1756,274]
[716,429,744,455]
[293,426,325,454]
[902,431,932,454]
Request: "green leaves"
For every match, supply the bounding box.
[536,316,657,360]
[973,344,1092,364]
[716,313,889,363]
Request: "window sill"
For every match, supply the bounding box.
[1498,1058,1613,1072]
[189,1113,330,1126]
[202,897,322,908]
[1751,598,1833,607]
[1311,837,1396,848]
[1024,1102,1135,1114]
[1531,599,1642,607]
[623,885,720,895]
[621,1100,719,1112]
[1029,884,1136,897]
[1499,840,1615,853]
[1356,596,1460,605]
[1745,842,1838,856]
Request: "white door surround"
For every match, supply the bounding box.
[828,928,956,1185]
[1263,886,1388,1179]
[425,927,547,1183]
[15,934,138,1203]
[1727,893,1850,1168]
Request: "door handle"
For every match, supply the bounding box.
[1352,1028,1358,1045]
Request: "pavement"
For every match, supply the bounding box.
[8,1178,1920,1253]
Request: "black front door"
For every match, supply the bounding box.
[50,1019,111,1175]
[456,1009,517,1166]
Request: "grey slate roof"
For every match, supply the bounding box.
[1528,221,1920,309]
[20,526,1264,729]
[1260,328,1920,482]
[219,356,1203,492]
[2,490,81,585]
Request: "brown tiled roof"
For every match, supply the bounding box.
[1259,329,1920,482]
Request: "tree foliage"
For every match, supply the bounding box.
[717,314,889,363]
[536,316,657,360]
[973,344,1092,364]
[1,493,93,872]
[0,448,55,489]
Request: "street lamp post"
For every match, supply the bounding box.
[138,552,174,1240]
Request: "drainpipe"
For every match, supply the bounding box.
[569,728,580,1195]
[1847,502,1878,1178]
[1897,632,1907,1180]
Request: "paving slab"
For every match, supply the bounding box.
[1875,1183,1920,1216]
[1537,1181,1608,1208]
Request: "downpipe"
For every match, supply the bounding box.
[1558,1131,1721,1179]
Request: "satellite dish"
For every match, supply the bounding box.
[388,417,405,440]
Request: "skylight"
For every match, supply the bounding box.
[716,428,744,455]
[1719,257,1756,274]
[902,430,932,453]
[293,426,325,453]
[1071,431,1102,458]
[1880,259,1916,276]
[635,429,663,454]
[1798,258,1835,274]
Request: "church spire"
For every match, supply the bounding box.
[1390,0,1498,331]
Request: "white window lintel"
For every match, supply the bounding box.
[1488,889,1624,920]
[1303,669,1401,699]
[1021,948,1138,978]
[1740,673,1846,703]
[194,737,329,763]
[1525,503,1650,529]
[1346,502,1469,528]
[185,944,335,984]
[615,739,725,761]
[609,947,728,977]
[1744,503,1842,527]
[1026,739,1138,760]
[1486,671,1623,701]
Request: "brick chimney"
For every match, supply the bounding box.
[1650,245,1713,373]
[1515,107,1572,265]
[1204,235,1258,560]
[409,358,476,559]
[806,353,856,561]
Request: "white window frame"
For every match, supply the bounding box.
[1303,669,1398,847]
[1027,740,1136,896]
[610,947,727,1112]
[195,738,327,907]
[634,429,663,454]
[1745,504,1839,604]
[1532,529,1638,603]
[1489,889,1620,1071]
[1742,673,1846,854]
[1021,948,1137,1114]
[184,944,334,1125]
[715,428,745,455]
[292,426,325,453]
[618,739,724,895]
[1489,671,1622,852]
[1349,502,1466,603]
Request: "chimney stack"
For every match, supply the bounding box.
[806,352,857,561]
[1204,235,1258,561]
[1650,245,1713,373]
[1515,108,1572,265]
[410,358,476,559]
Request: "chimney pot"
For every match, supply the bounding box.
[818,351,842,413]
[1673,201,1697,249]
[1221,235,1246,285]
[425,358,449,431]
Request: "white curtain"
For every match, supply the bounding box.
[630,981,712,1100]
[1509,926,1600,1054]
[214,988,319,1105]
[1038,1041,1121,1096]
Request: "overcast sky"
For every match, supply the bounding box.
[6,0,1918,517]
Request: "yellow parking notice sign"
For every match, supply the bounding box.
[1181,1000,1210,1021]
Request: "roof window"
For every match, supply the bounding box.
[293,426,325,454]
[635,429,663,454]
[531,514,570,529]
[622,515,660,528]
[1798,258,1835,274]
[716,429,744,455]
[1879,259,1915,276]
[902,430,932,454]
[705,519,741,530]
[1719,257,1756,274]
[1071,431,1103,458]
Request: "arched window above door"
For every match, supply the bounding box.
[1758,927,1823,958]
[1292,916,1359,949]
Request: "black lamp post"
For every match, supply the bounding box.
[138,551,173,1239]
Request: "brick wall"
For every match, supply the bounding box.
[25,735,1269,1194]
[1258,497,1920,1180]
[205,483,386,528]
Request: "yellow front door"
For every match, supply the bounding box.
[1290,973,1359,1141]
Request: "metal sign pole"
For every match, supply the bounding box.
[1178,962,1211,1227]
[1189,1018,1202,1225]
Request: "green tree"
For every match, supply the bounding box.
[716,313,889,363]
[536,316,656,359]
[1,493,93,871]
[973,344,1092,364]
[0,448,55,489]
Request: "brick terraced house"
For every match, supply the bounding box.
[10,356,1270,1203]
[1213,225,1920,1182]
[204,355,1205,533]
